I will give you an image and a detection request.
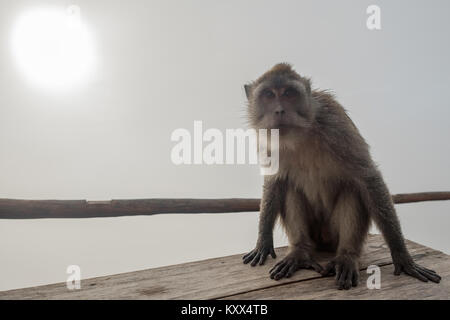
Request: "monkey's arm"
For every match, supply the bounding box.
[365,173,441,283]
[243,177,282,266]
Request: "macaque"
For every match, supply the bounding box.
[242,63,441,289]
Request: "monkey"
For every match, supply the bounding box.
[242,63,441,290]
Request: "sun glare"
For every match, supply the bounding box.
[11,6,96,91]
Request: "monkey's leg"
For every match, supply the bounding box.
[366,174,441,283]
[243,177,284,266]
[269,187,323,280]
[322,191,369,290]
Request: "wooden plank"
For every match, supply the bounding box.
[1,192,449,219]
[0,234,445,300]
[224,251,450,300]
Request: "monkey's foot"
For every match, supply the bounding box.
[321,255,360,290]
[242,242,276,266]
[269,254,323,280]
[393,253,441,283]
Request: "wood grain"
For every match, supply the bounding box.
[0,234,447,300]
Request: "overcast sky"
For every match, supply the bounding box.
[0,0,449,291]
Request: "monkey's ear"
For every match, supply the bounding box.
[244,84,253,100]
[303,77,312,95]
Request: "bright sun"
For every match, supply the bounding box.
[11,6,95,91]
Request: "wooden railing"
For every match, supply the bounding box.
[0,192,449,219]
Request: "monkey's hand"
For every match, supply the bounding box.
[242,239,276,266]
[269,253,323,280]
[392,252,441,283]
[321,255,360,290]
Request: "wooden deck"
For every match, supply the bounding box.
[0,234,448,300]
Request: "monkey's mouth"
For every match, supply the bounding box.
[270,115,310,131]
[272,120,297,130]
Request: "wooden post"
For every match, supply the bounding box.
[0,192,449,219]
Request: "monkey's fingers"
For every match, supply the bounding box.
[269,260,285,274]
[404,266,428,283]
[300,260,323,274]
[270,248,276,259]
[336,268,354,290]
[321,261,336,277]
[257,251,271,266]
[285,263,298,278]
[336,268,348,290]
[393,264,402,276]
[352,269,360,287]
[250,252,262,266]
[270,258,322,280]
[243,246,275,266]
[419,266,438,274]
[394,262,441,283]
[270,261,291,280]
[411,264,441,283]
[242,250,252,260]
[242,250,257,264]
[416,264,440,277]
[258,248,276,265]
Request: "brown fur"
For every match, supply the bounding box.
[242,63,441,289]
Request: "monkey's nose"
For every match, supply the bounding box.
[275,109,285,116]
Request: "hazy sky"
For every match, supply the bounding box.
[0,0,449,291]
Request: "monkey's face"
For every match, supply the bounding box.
[246,79,313,132]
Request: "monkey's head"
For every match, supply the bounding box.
[245,63,315,132]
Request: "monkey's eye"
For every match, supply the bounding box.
[262,89,275,99]
[283,88,298,98]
